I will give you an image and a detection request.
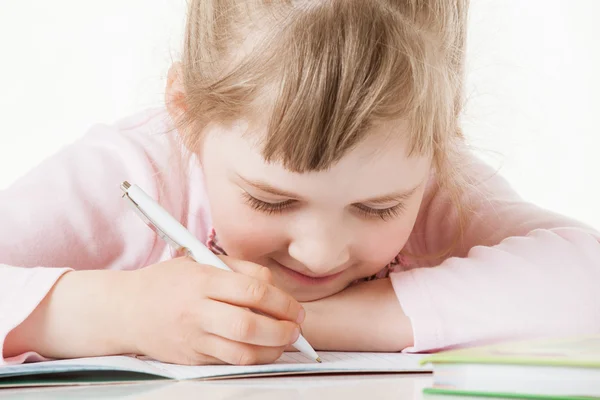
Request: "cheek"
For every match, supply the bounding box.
[356,221,412,270]
[206,182,287,261]
[354,203,421,272]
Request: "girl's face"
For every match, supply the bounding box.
[199,119,431,302]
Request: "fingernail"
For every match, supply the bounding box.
[291,327,300,344]
[296,308,305,324]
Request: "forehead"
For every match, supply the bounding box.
[202,119,432,200]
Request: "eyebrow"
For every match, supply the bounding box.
[237,174,423,204]
[359,185,421,205]
[237,175,301,198]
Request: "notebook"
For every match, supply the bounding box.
[420,335,600,400]
[0,351,431,388]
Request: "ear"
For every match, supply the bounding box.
[165,62,187,123]
[165,62,207,162]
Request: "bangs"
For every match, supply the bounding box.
[181,0,463,172]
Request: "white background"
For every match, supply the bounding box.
[1,1,599,229]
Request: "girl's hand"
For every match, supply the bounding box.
[125,256,304,366]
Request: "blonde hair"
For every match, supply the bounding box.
[174,0,469,257]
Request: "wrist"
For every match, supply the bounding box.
[5,269,137,359]
[118,269,144,356]
[59,269,139,356]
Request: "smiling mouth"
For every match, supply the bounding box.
[274,262,344,285]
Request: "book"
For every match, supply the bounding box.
[420,335,600,400]
[0,351,430,388]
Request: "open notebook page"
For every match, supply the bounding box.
[147,352,430,379]
[1,352,430,381]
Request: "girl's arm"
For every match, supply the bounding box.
[392,151,600,352]
[300,152,600,353]
[300,278,413,352]
[2,269,136,361]
[0,108,190,364]
[408,151,596,261]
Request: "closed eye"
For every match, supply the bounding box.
[353,202,406,221]
[242,192,296,214]
[243,191,406,222]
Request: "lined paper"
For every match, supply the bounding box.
[146,352,430,380]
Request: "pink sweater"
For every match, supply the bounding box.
[1,108,600,365]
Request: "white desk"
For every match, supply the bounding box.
[0,374,441,399]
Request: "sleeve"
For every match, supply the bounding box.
[391,152,600,352]
[0,109,188,364]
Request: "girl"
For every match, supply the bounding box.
[2,0,600,367]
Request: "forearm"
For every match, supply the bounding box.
[4,270,136,359]
[301,278,413,352]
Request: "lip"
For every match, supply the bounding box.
[274,261,344,285]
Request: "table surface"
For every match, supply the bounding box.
[0,373,468,400]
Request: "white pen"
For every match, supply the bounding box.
[120,181,321,363]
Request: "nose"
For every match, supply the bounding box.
[287,224,350,276]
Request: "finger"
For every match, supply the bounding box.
[197,333,286,366]
[200,300,300,347]
[205,269,304,323]
[218,255,273,283]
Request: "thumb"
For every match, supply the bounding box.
[217,255,273,284]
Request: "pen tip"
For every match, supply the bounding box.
[316,357,322,363]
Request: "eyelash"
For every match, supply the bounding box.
[242,192,296,215]
[242,193,406,221]
[353,203,406,221]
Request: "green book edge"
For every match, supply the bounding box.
[419,335,600,368]
[422,387,594,400]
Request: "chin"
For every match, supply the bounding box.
[279,278,353,302]
[291,289,335,302]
